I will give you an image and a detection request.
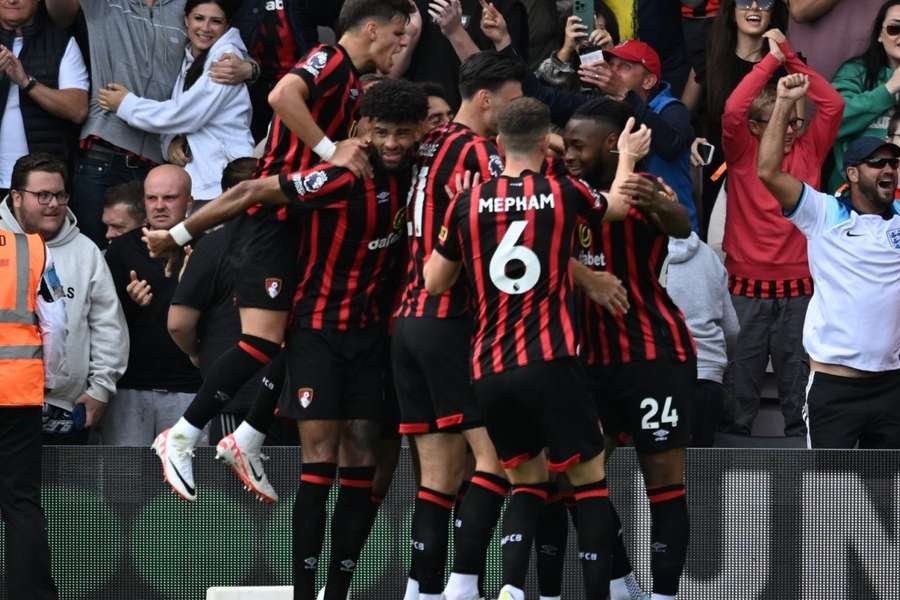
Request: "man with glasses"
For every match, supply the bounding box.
[0,153,127,445]
[759,73,900,449]
[719,31,844,440]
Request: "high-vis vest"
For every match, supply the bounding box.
[0,230,45,407]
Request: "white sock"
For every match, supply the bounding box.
[402,578,419,600]
[539,596,562,600]
[651,595,676,600]
[232,421,265,450]
[443,573,478,599]
[501,585,525,600]
[170,418,202,446]
[420,595,442,600]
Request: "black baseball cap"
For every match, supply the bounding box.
[843,136,900,170]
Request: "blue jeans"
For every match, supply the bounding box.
[70,146,152,248]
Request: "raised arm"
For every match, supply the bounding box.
[605,117,652,221]
[781,37,845,152]
[757,74,808,212]
[389,0,422,78]
[430,0,480,63]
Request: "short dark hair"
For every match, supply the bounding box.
[571,97,632,132]
[338,0,412,34]
[221,157,258,190]
[498,97,550,155]
[360,78,428,124]
[419,81,448,102]
[103,180,146,221]
[10,153,67,191]
[458,51,527,100]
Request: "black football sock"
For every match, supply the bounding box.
[609,503,633,580]
[411,487,454,594]
[503,484,550,590]
[451,471,510,574]
[536,487,568,598]
[574,479,613,600]
[243,350,286,433]
[293,462,336,600]
[647,484,689,596]
[324,467,376,600]
[183,334,279,428]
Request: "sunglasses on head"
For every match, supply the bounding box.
[885,23,900,37]
[735,0,775,11]
[863,157,900,169]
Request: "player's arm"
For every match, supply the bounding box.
[424,194,464,295]
[279,165,358,210]
[570,260,629,316]
[143,177,285,258]
[167,305,201,364]
[604,117,652,221]
[757,74,808,213]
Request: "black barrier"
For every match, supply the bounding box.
[0,448,898,599]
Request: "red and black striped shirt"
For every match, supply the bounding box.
[435,171,609,380]
[577,208,696,366]
[728,275,813,299]
[396,122,504,320]
[279,164,410,331]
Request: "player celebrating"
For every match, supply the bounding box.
[565,98,695,600]
[424,98,650,600]
[390,50,524,600]
[145,0,412,503]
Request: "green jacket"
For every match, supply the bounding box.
[828,60,896,192]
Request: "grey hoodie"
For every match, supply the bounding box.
[0,200,128,410]
[665,232,740,383]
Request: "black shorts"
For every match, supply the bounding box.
[380,337,401,439]
[585,357,696,454]
[805,369,900,449]
[392,316,481,434]
[472,358,604,473]
[279,327,387,421]
[231,210,300,311]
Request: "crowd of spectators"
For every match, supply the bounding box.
[3,0,900,451]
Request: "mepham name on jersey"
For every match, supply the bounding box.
[478,194,555,213]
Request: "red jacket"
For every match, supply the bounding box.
[722,41,844,281]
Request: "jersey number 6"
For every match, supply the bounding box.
[489,220,541,295]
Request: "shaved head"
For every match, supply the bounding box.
[144,165,192,230]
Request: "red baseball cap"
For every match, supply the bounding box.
[605,40,662,80]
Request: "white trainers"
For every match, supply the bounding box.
[215,433,278,503]
[497,585,523,600]
[151,428,197,501]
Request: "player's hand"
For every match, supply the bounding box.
[331,138,373,178]
[429,0,464,36]
[444,170,481,198]
[97,83,129,112]
[547,132,565,157]
[127,270,153,306]
[763,28,786,63]
[479,0,511,49]
[167,135,191,166]
[209,52,253,84]
[620,174,674,214]
[690,137,709,167]
[142,226,178,258]
[777,73,810,101]
[616,117,651,161]
[582,270,629,316]
[75,393,106,428]
[578,61,626,100]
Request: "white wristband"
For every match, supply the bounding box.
[169,222,193,247]
[313,136,337,161]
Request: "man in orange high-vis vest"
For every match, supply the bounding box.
[0,158,69,599]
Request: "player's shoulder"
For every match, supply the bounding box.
[296,44,342,74]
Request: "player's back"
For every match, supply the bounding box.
[397,121,502,320]
[437,171,608,379]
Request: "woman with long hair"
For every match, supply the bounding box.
[97,0,254,201]
[828,0,900,191]
[687,0,789,235]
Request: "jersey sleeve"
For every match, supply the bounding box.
[568,176,609,226]
[785,183,838,238]
[434,192,464,262]
[463,140,504,181]
[279,164,358,209]
[291,45,346,104]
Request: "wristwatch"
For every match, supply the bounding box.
[22,76,37,93]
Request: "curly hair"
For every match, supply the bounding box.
[359,78,428,124]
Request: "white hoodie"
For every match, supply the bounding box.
[116,27,255,199]
[0,200,129,410]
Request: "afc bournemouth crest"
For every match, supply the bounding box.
[265,278,282,299]
[887,227,900,250]
[298,388,314,409]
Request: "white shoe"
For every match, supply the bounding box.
[151,428,197,501]
[216,433,278,503]
[497,586,522,600]
[315,587,349,600]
